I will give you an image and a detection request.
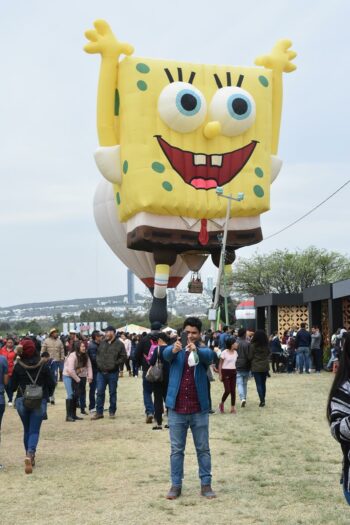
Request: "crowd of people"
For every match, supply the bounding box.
[0,319,349,501]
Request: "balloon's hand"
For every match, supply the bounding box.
[255,39,296,73]
[84,19,134,59]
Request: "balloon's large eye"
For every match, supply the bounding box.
[209,87,256,137]
[158,82,207,133]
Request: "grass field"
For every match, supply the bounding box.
[0,372,347,525]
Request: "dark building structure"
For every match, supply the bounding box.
[255,278,350,346]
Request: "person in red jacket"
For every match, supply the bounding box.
[0,337,17,406]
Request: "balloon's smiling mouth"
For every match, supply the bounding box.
[155,136,258,190]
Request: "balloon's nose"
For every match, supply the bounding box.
[203,121,221,139]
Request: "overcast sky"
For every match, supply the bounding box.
[0,0,349,307]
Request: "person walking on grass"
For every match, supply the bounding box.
[295,323,311,374]
[250,330,270,407]
[149,332,171,430]
[164,317,216,500]
[236,328,251,408]
[0,337,17,406]
[327,334,350,505]
[91,326,126,420]
[11,338,55,474]
[218,337,238,414]
[0,354,8,469]
[41,328,64,403]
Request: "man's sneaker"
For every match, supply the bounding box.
[201,485,216,499]
[146,414,153,424]
[259,401,265,407]
[7,402,12,407]
[109,413,116,419]
[166,486,182,500]
[218,403,224,414]
[50,399,55,405]
[89,408,96,414]
[241,399,246,408]
[91,413,104,420]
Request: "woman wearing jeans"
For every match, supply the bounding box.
[11,338,55,474]
[250,330,270,407]
[327,333,350,505]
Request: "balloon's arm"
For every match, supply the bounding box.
[84,20,134,147]
[255,39,296,155]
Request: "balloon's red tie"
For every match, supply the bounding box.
[199,219,209,246]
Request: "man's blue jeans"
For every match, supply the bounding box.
[15,397,47,453]
[96,371,118,415]
[253,372,268,403]
[296,347,310,373]
[50,360,63,384]
[168,409,212,487]
[142,372,154,416]
[236,371,250,401]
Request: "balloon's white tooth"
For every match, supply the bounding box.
[193,154,206,166]
[211,155,222,167]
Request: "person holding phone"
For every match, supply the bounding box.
[163,317,216,500]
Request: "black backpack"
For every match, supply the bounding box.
[19,362,44,410]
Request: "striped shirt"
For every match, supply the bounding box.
[330,380,350,491]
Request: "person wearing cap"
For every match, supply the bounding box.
[91,326,126,420]
[135,321,163,424]
[87,330,102,413]
[11,337,55,474]
[41,328,64,403]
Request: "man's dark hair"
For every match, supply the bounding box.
[300,323,306,329]
[91,330,101,340]
[223,325,229,332]
[183,317,202,332]
[237,328,246,338]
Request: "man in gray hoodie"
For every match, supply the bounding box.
[236,328,252,407]
[311,326,322,373]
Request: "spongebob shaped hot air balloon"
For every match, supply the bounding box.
[85,20,296,323]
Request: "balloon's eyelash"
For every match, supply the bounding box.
[213,73,244,89]
[164,68,196,84]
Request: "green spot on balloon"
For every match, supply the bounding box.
[137,80,148,91]
[123,160,128,174]
[152,162,165,173]
[116,192,121,205]
[114,89,120,116]
[254,185,264,198]
[136,63,150,74]
[255,167,264,178]
[162,181,173,192]
[258,75,269,87]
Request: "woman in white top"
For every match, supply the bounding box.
[218,337,238,414]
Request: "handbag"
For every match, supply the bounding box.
[145,348,163,383]
[19,362,44,410]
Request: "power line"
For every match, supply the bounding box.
[264,178,350,240]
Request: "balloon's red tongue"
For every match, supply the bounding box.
[199,219,209,245]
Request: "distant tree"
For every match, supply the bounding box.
[233,247,350,296]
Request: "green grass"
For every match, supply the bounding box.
[0,372,347,525]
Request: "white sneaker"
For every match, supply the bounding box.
[241,399,246,408]
[89,408,96,414]
[8,402,12,407]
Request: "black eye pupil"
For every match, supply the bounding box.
[232,98,248,115]
[181,93,197,112]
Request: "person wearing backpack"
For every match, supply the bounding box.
[11,337,55,474]
[91,326,126,420]
[135,322,163,424]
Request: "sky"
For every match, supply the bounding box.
[0,0,349,307]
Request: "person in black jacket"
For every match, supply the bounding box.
[295,323,312,374]
[149,332,171,430]
[87,330,102,413]
[11,337,55,474]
